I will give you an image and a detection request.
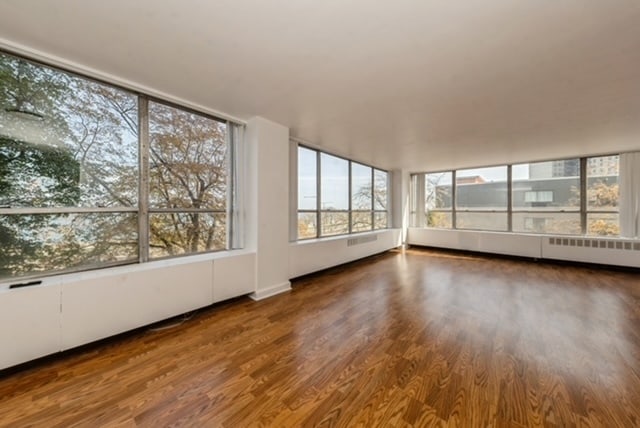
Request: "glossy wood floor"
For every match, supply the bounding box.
[1,248,640,427]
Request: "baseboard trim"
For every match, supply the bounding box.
[249,281,292,301]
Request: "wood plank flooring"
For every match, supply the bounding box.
[1,248,639,427]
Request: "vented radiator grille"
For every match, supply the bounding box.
[548,237,640,251]
[347,235,378,247]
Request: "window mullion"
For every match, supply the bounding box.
[580,157,587,235]
[507,165,513,232]
[348,161,353,234]
[452,170,457,229]
[316,150,321,238]
[138,96,150,263]
[371,167,375,230]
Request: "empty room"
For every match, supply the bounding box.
[1,1,639,426]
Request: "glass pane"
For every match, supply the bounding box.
[351,163,372,210]
[320,153,348,210]
[587,155,619,211]
[456,212,508,231]
[297,212,317,239]
[149,101,227,210]
[374,212,388,230]
[513,160,580,211]
[512,213,581,235]
[427,212,452,229]
[587,213,619,236]
[373,170,388,210]
[149,212,226,258]
[351,211,372,232]
[0,213,137,281]
[0,52,138,208]
[426,172,452,210]
[320,212,349,236]
[298,147,317,210]
[456,166,507,210]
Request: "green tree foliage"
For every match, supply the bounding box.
[0,137,80,206]
[0,52,228,280]
[148,101,227,256]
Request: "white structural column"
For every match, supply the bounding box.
[391,169,412,247]
[619,152,640,238]
[245,117,292,300]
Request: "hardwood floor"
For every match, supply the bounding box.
[1,248,639,427]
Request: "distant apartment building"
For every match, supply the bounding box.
[587,155,619,177]
[529,159,579,179]
[529,157,619,180]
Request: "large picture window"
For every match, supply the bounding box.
[586,155,619,236]
[512,159,580,234]
[0,51,238,282]
[148,101,228,258]
[413,155,622,237]
[425,172,452,228]
[456,166,508,231]
[296,145,388,240]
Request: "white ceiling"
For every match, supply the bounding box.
[0,0,639,171]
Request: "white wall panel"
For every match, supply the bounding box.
[212,252,256,302]
[408,228,541,258]
[0,281,62,370]
[477,232,541,258]
[407,228,460,249]
[408,228,640,267]
[61,260,213,350]
[289,229,401,278]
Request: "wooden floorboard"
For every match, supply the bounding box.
[1,248,639,427]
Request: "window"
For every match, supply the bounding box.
[455,166,508,231]
[413,155,623,237]
[512,159,580,234]
[351,162,372,232]
[586,155,619,236]
[296,145,388,239]
[0,51,237,282]
[373,169,388,229]
[0,51,138,281]
[321,153,349,236]
[297,147,318,239]
[148,101,228,258]
[524,191,553,203]
[425,172,452,228]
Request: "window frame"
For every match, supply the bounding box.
[0,49,240,284]
[145,98,231,261]
[296,144,389,240]
[424,171,454,229]
[510,159,581,235]
[585,155,620,236]
[414,154,621,237]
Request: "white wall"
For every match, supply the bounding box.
[0,280,62,370]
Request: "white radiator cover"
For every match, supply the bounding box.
[408,228,640,268]
[289,229,402,278]
[542,236,640,267]
[61,260,214,350]
[1,250,256,370]
[0,280,62,369]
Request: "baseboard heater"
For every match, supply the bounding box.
[548,237,640,251]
